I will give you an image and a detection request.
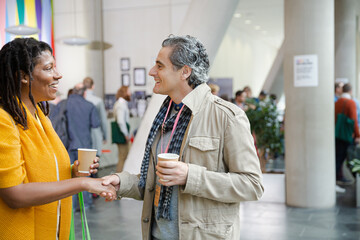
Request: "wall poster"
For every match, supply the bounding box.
[294,55,318,87]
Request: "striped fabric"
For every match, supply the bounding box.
[0,0,54,52]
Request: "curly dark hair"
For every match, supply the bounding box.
[0,38,52,129]
[162,35,210,88]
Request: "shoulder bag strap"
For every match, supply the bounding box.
[342,99,348,114]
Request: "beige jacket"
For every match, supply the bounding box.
[116,83,264,240]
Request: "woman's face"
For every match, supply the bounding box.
[30,50,62,102]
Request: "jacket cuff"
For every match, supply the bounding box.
[116,172,134,200]
[182,163,206,195]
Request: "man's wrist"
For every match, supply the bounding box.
[112,173,122,200]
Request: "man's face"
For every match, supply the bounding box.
[149,47,183,96]
[236,92,247,103]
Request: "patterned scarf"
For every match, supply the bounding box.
[139,96,192,220]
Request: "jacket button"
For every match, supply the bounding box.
[143,218,149,223]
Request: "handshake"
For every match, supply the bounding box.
[82,153,190,202]
[81,175,120,202]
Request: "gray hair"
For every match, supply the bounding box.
[162,35,210,88]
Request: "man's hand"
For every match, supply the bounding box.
[84,178,116,201]
[156,161,189,186]
[100,175,121,201]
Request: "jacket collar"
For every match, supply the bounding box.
[182,83,211,115]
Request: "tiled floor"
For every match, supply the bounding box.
[73,166,360,240]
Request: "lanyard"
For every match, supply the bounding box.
[161,100,185,153]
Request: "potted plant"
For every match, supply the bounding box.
[348,157,360,207]
[245,98,283,172]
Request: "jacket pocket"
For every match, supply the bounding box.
[188,137,220,171]
[181,222,233,240]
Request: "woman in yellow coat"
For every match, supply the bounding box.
[0,38,116,239]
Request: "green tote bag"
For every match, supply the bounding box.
[335,100,354,143]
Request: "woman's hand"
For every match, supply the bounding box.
[72,157,100,178]
[83,178,116,201]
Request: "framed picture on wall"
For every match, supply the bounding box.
[122,73,130,86]
[134,68,146,86]
[104,94,116,110]
[120,57,130,71]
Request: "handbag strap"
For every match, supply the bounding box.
[69,167,91,240]
[79,192,91,240]
[341,99,348,114]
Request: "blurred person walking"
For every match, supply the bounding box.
[335,83,359,185]
[66,83,101,209]
[83,77,108,158]
[208,83,220,95]
[334,82,343,102]
[234,90,248,111]
[113,86,132,172]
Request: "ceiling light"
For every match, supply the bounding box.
[5,25,39,35]
[63,1,90,46]
[63,37,91,46]
[234,13,241,18]
[255,25,261,30]
[245,20,252,25]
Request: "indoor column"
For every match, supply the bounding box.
[284,0,335,207]
[335,0,357,93]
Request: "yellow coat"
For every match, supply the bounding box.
[0,105,72,240]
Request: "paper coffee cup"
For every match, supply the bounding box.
[78,148,97,173]
[157,153,179,182]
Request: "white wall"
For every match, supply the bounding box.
[53,0,282,100]
[53,0,90,98]
[102,0,190,95]
[209,24,280,98]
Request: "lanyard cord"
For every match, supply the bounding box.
[161,100,185,154]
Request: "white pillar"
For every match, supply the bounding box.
[335,0,357,94]
[284,0,336,207]
[85,0,105,98]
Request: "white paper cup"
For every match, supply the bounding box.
[78,148,97,173]
[157,153,179,182]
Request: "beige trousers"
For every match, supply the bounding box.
[116,142,130,172]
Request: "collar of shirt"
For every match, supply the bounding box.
[341,93,351,99]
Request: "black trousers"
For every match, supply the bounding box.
[335,138,351,180]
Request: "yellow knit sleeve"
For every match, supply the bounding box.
[0,109,25,188]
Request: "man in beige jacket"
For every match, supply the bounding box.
[101,35,264,240]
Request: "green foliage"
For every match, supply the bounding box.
[348,158,360,174]
[245,98,283,155]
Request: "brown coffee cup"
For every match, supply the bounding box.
[78,148,97,173]
[157,153,179,182]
